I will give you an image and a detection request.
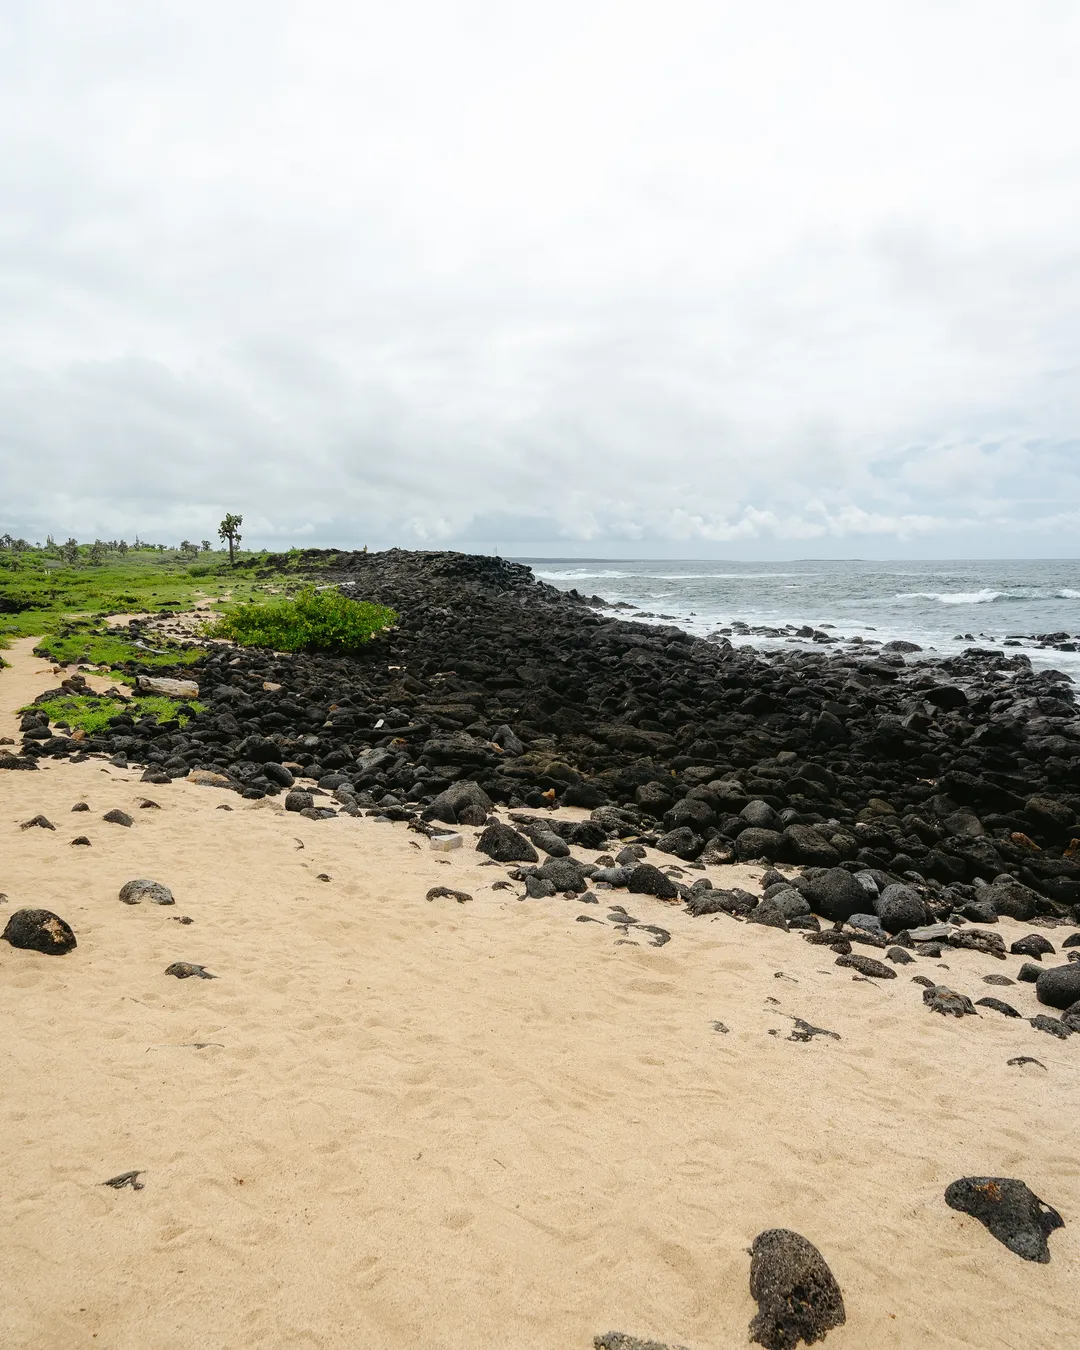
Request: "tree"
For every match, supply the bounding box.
[179,539,199,559]
[117,539,129,555]
[218,513,243,564]
[88,539,105,564]
[61,537,79,565]
[201,540,211,552]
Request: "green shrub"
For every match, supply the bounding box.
[34,630,206,669]
[209,586,397,654]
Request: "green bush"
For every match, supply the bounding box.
[209,586,397,654]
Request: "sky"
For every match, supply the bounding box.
[2,0,1079,559]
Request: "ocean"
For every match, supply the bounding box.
[519,558,1080,676]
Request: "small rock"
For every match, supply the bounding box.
[2,908,77,954]
[101,1170,144,1190]
[923,985,977,1016]
[425,886,472,903]
[1007,1056,1046,1069]
[944,1177,1064,1262]
[1029,1014,1072,1039]
[627,863,680,900]
[119,880,175,906]
[886,946,914,965]
[429,833,463,852]
[20,815,55,831]
[103,809,133,827]
[164,962,215,979]
[975,997,1021,1018]
[748,1228,846,1350]
[71,802,90,812]
[594,1335,689,1350]
[835,953,896,979]
[982,974,1015,986]
[285,789,314,812]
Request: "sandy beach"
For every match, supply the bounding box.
[1,636,1077,1349]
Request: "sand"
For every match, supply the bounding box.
[1,637,1077,1349]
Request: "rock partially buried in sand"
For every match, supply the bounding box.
[1035,962,1080,1010]
[165,962,216,979]
[103,809,133,827]
[425,886,472,904]
[945,1177,1064,1262]
[923,985,977,1017]
[119,879,175,906]
[834,952,896,979]
[626,863,680,900]
[2,908,77,955]
[748,1228,846,1350]
[20,814,55,831]
[187,769,234,789]
[594,1335,690,1350]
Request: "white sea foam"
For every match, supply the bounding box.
[1059,589,1080,599]
[897,589,1003,605]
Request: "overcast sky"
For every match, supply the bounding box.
[2,1,1079,558]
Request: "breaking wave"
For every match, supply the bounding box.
[897,589,1004,605]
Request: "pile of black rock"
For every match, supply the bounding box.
[14,548,1080,922]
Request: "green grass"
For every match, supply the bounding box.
[27,692,204,735]
[33,627,207,669]
[209,585,397,654]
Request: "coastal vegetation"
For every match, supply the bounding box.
[26,691,204,734]
[208,585,398,654]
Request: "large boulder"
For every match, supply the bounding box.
[874,883,927,934]
[663,797,715,832]
[655,826,704,860]
[782,824,840,866]
[627,864,680,900]
[2,908,77,955]
[424,780,493,825]
[1035,963,1080,1010]
[475,822,538,864]
[806,868,867,924]
[735,828,784,862]
[980,881,1039,922]
[740,800,782,831]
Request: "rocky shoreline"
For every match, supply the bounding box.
[12,547,1080,937]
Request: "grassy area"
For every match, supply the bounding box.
[0,544,323,648]
[28,692,204,734]
[33,626,206,669]
[209,585,397,654]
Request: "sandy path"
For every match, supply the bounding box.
[1,642,1078,1349]
[0,635,128,744]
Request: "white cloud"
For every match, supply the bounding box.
[2,0,1079,557]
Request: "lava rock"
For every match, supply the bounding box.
[1029,1014,1072,1039]
[975,997,1021,1017]
[873,883,927,934]
[119,880,175,906]
[1010,934,1055,960]
[922,985,977,1016]
[627,864,680,900]
[2,908,77,954]
[835,952,896,979]
[944,1177,1064,1262]
[475,821,539,863]
[103,809,133,827]
[656,826,704,860]
[165,962,216,979]
[735,828,784,862]
[748,1228,846,1350]
[285,789,315,813]
[740,799,782,831]
[748,896,790,931]
[806,868,867,924]
[1035,963,1080,1009]
[536,856,588,893]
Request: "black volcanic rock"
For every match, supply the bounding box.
[475,822,538,863]
[3,908,77,955]
[945,1177,1064,1262]
[748,1228,846,1350]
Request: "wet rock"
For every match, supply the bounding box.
[119,880,175,906]
[476,821,539,863]
[103,809,133,827]
[922,985,977,1016]
[835,952,896,979]
[1035,963,1080,1009]
[975,997,1021,1017]
[874,884,927,934]
[1010,934,1055,960]
[944,1177,1064,1262]
[748,1228,846,1350]
[2,908,77,954]
[627,863,680,900]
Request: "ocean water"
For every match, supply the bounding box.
[518,558,1080,675]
